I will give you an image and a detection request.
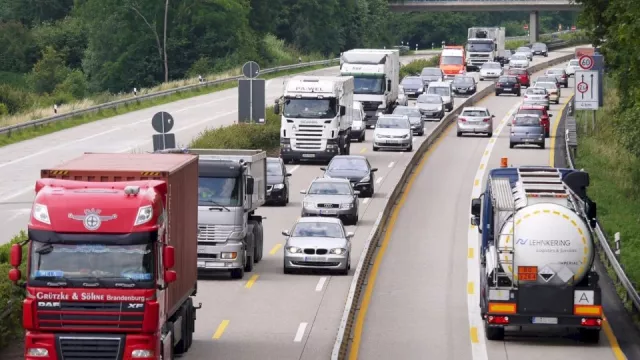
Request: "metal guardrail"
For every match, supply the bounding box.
[563,95,640,323]
[331,43,578,360]
[506,30,575,42]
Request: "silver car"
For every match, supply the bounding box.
[510,114,545,149]
[545,68,569,88]
[393,106,424,135]
[416,94,445,120]
[523,87,550,109]
[373,115,413,152]
[533,81,560,104]
[282,217,353,275]
[456,107,494,137]
[509,54,530,68]
[479,62,503,81]
[516,46,533,60]
[300,177,359,225]
[420,67,444,87]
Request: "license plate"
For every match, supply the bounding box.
[302,153,315,158]
[524,138,532,142]
[304,256,327,262]
[532,317,558,324]
[197,246,217,254]
[504,88,512,91]
[320,209,337,215]
[386,139,400,143]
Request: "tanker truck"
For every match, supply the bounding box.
[470,164,601,343]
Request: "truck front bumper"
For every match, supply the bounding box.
[280,149,338,162]
[197,243,245,271]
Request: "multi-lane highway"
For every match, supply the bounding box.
[349,52,630,359]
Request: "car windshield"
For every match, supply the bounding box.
[462,109,488,117]
[29,242,154,283]
[307,181,352,195]
[453,77,474,85]
[427,87,450,96]
[441,56,463,65]
[527,88,547,95]
[283,98,337,118]
[517,47,530,52]
[393,107,421,116]
[514,116,541,126]
[291,222,344,238]
[466,42,493,52]
[401,78,422,86]
[267,161,283,175]
[377,117,408,128]
[353,77,385,95]
[519,109,544,117]
[536,82,556,89]
[328,158,368,171]
[417,95,441,104]
[532,43,547,50]
[482,63,501,69]
[198,177,241,206]
[512,55,526,60]
[421,68,441,76]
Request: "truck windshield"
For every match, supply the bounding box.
[466,42,493,52]
[441,56,463,65]
[283,98,337,118]
[198,177,241,207]
[353,77,385,95]
[29,242,154,284]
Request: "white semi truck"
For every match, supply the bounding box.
[466,27,506,71]
[471,165,602,343]
[340,49,400,128]
[274,75,354,164]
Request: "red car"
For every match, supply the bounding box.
[507,68,530,87]
[516,105,552,137]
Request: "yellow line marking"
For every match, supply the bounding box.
[269,243,282,255]
[470,327,479,343]
[479,163,485,170]
[474,179,480,186]
[468,247,474,259]
[348,123,450,360]
[467,281,474,294]
[360,148,366,153]
[245,274,259,289]
[603,318,627,359]
[212,320,230,339]
[484,150,489,156]
[549,94,571,166]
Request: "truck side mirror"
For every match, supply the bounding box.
[164,270,177,284]
[387,79,391,92]
[585,199,597,227]
[10,244,22,267]
[163,246,175,269]
[246,177,254,195]
[8,268,21,283]
[471,197,482,217]
[274,103,280,114]
[340,106,346,116]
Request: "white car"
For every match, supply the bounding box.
[509,54,530,69]
[565,59,580,77]
[397,85,408,106]
[373,115,413,152]
[479,62,503,81]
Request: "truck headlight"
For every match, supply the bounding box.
[221,252,237,259]
[273,183,285,190]
[330,248,347,255]
[27,348,49,357]
[340,203,353,209]
[132,349,154,358]
[33,203,51,225]
[134,205,153,226]
[287,246,302,253]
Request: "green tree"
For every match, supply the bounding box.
[0,21,38,73]
[28,46,70,94]
[31,17,88,70]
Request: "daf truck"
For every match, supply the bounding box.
[340,49,400,128]
[470,163,602,343]
[275,76,354,163]
[466,27,506,71]
[9,152,200,360]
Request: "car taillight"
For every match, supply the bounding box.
[515,83,520,88]
[483,117,490,122]
[458,117,467,122]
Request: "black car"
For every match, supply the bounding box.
[531,42,548,57]
[451,76,477,95]
[495,76,521,96]
[321,155,377,197]
[400,76,424,99]
[266,157,291,205]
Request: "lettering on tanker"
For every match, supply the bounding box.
[515,238,577,253]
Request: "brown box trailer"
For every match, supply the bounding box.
[41,152,199,319]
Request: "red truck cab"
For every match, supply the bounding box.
[516,105,552,137]
[8,153,200,360]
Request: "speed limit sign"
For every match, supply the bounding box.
[577,82,588,93]
[579,55,594,70]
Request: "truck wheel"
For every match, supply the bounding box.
[579,328,600,343]
[253,223,264,263]
[484,322,505,341]
[230,267,245,279]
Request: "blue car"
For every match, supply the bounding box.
[509,114,545,149]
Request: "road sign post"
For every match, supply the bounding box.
[151,111,176,151]
[238,79,266,124]
[241,61,261,124]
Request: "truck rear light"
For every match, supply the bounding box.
[488,302,516,314]
[487,315,509,325]
[574,305,602,316]
[27,348,49,357]
[581,318,602,327]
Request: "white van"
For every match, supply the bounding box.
[351,101,366,142]
[426,81,454,112]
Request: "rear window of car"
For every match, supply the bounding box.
[508,69,526,75]
[498,76,517,82]
[462,110,488,117]
[526,88,547,95]
[513,116,540,126]
[518,109,543,117]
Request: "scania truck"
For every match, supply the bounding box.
[275,76,354,163]
[340,49,400,128]
[470,163,602,343]
[9,152,200,360]
[466,27,505,71]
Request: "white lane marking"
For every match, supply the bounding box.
[375,177,383,185]
[0,186,33,203]
[6,208,31,222]
[363,198,370,204]
[388,162,394,168]
[467,100,521,360]
[315,277,327,292]
[294,322,308,342]
[288,165,300,173]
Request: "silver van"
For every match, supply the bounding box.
[426,81,454,111]
[351,101,366,142]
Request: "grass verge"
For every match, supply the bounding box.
[574,79,640,320]
[0,63,334,148]
[0,232,27,352]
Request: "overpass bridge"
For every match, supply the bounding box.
[388,0,581,43]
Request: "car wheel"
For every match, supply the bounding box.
[457,131,462,137]
[373,146,378,152]
[540,142,545,149]
[407,144,413,152]
[509,142,515,149]
[495,92,500,96]
[545,131,550,138]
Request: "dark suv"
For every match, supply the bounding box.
[495,76,521,96]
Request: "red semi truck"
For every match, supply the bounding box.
[7,153,201,360]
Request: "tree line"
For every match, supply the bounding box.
[0,0,576,116]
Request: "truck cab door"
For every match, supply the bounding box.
[245,176,254,210]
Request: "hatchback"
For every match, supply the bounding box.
[545,68,569,88]
[393,106,425,135]
[479,62,503,81]
[510,114,545,149]
[509,54,530,68]
[565,59,580,77]
[373,115,413,152]
[515,46,533,60]
[523,87,550,110]
[322,155,377,197]
[451,76,477,95]
[400,76,424,98]
[495,76,521,96]
[534,81,561,104]
[506,68,530,87]
[456,107,494,137]
[516,105,552,137]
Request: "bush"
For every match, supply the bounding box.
[0,231,28,351]
[400,56,440,80]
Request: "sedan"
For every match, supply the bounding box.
[456,107,495,137]
[523,87,550,110]
[565,59,579,77]
[400,76,424,98]
[300,177,359,225]
[534,81,561,104]
[451,76,477,95]
[393,106,424,135]
[321,155,377,197]
[509,54,530,68]
[515,46,533,60]
[495,76,521,96]
[510,114,545,149]
[531,43,548,57]
[282,217,353,275]
[545,68,569,88]
[266,157,291,206]
[373,115,413,152]
[479,62,503,81]
[416,94,445,120]
[533,76,561,88]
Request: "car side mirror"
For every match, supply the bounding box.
[274,103,280,114]
[491,115,495,118]
[354,191,360,195]
[346,232,354,239]
[320,167,326,171]
[286,173,292,177]
[282,230,290,236]
[371,168,378,172]
[246,177,254,195]
[548,114,553,117]
[300,189,306,194]
[387,79,391,91]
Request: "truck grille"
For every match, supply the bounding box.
[361,101,382,111]
[198,224,235,243]
[293,124,323,150]
[58,335,123,360]
[37,301,144,331]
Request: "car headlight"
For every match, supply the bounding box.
[330,248,347,255]
[287,246,302,253]
[27,348,49,357]
[132,350,154,358]
[303,202,313,208]
[32,203,51,225]
[340,203,353,209]
[360,175,370,183]
[134,205,153,226]
[437,106,442,111]
[274,183,285,190]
